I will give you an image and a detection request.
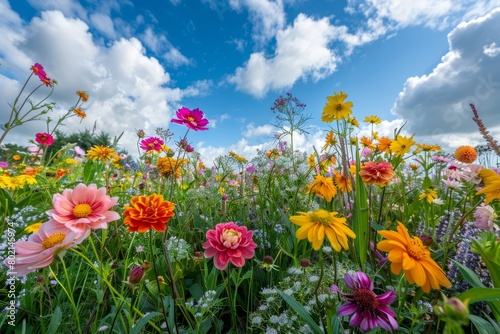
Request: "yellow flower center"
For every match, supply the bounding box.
[407,237,427,260]
[41,233,66,249]
[353,288,379,310]
[73,203,92,218]
[310,210,332,226]
[221,228,241,248]
[187,116,195,122]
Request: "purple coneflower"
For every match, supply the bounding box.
[331,271,398,333]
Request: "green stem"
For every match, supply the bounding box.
[52,261,82,334]
[314,249,326,333]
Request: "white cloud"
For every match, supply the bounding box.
[89,12,116,38]
[229,0,286,46]
[484,42,500,57]
[0,8,200,157]
[243,123,275,138]
[163,47,190,68]
[391,8,500,149]
[228,13,338,97]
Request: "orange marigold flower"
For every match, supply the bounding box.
[73,107,87,119]
[13,155,21,161]
[360,136,376,149]
[454,145,477,163]
[307,175,337,202]
[334,172,352,192]
[76,90,89,102]
[409,164,420,171]
[123,194,175,233]
[359,161,395,187]
[377,137,392,153]
[377,222,452,293]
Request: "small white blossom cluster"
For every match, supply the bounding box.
[165,236,192,262]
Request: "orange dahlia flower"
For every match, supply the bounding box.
[377,222,451,293]
[123,194,175,233]
[359,161,395,187]
[454,145,477,163]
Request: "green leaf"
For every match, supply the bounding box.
[455,288,500,304]
[469,314,496,334]
[47,306,62,333]
[129,311,162,334]
[450,259,486,288]
[352,148,369,270]
[82,159,95,185]
[277,289,323,334]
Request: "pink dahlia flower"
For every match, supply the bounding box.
[35,133,54,146]
[202,222,257,270]
[473,203,496,231]
[331,271,398,333]
[5,220,90,276]
[47,183,120,233]
[171,107,209,131]
[140,137,164,152]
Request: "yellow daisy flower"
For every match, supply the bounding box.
[321,91,353,123]
[289,209,356,251]
[390,135,416,157]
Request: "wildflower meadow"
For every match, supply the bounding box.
[1,64,500,334]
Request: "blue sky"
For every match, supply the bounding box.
[1,0,500,165]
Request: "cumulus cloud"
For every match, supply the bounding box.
[0,7,196,156]
[391,8,500,149]
[228,13,338,97]
[243,123,274,138]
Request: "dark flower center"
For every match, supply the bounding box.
[335,104,343,111]
[353,288,379,310]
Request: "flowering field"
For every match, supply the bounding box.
[1,64,500,334]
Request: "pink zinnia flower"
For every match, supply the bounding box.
[171,107,209,131]
[35,133,54,146]
[473,203,496,231]
[47,183,120,233]
[202,222,257,270]
[331,271,398,333]
[140,137,164,152]
[5,220,89,276]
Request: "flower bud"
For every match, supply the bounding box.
[420,234,434,246]
[142,260,151,271]
[127,265,144,285]
[300,259,310,267]
[443,298,469,325]
[263,255,274,265]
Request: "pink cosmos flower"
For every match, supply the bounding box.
[473,203,496,231]
[202,222,257,270]
[35,133,54,146]
[28,146,43,156]
[0,161,8,168]
[30,63,47,81]
[171,107,209,131]
[5,220,90,276]
[331,271,398,333]
[47,183,120,233]
[140,137,164,152]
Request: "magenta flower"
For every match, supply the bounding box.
[47,183,120,233]
[140,137,164,152]
[203,222,257,270]
[35,133,54,146]
[5,220,90,276]
[331,272,398,333]
[30,63,52,87]
[171,107,209,131]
